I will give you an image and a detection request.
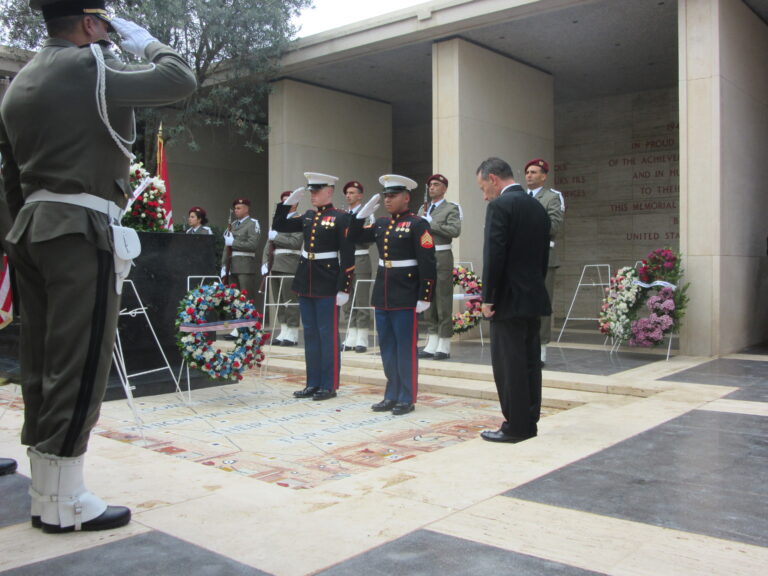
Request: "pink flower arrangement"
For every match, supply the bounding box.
[452,266,483,334]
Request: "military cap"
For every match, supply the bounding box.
[30,1,112,27]
[379,174,417,194]
[232,198,251,207]
[304,172,339,190]
[189,206,206,217]
[524,158,549,173]
[342,181,364,194]
[427,173,448,187]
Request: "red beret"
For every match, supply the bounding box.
[188,206,206,217]
[427,173,448,187]
[279,190,293,201]
[524,159,549,173]
[343,181,364,194]
[232,198,251,207]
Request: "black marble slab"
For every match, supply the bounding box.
[660,358,768,403]
[0,470,31,528]
[506,410,768,547]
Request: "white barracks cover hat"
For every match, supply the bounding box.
[303,172,339,189]
[379,174,417,192]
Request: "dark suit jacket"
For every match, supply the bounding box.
[482,184,551,319]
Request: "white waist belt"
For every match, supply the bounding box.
[302,250,339,260]
[354,249,370,256]
[26,190,122,220]
[274,249,301,255]
[435,244,452,252]
[232,251,255,257]
[378,258,418,268]
[550,241,555,248]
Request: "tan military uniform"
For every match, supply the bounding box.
[222,216,260,297]
[417,200,462,341]
[186,225,212,235]
[0,38,196,458]
[343,210,375,332]
[531,187,565,345]
[262,230,302,329]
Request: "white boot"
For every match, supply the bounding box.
[27,447,43,528]
[435,337,451,360]
[343,328,358,350]
[275,323,289,342]
[540,345,547,365]
[35,450,130,533]
[355,328,369,352]
[282,326,299,346]
[418,334,438,358]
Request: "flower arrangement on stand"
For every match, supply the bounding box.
[122,162,170,232]
[599,248,689,348]
[176,283,269,381]
[452,266,483,334]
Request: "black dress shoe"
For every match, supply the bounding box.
[391,403,415,415]
[42,506,131,534]
[371,399,396,412]
[433,352,450,360]
[312,389,337,401]
[417,350,434,359]
[343,345,355,352]
[0,458,17,476]
[480,429,537,443]
[355,346,367,353]
[271,339,283,346]
[281,340,297,347]
[293,386,319,398]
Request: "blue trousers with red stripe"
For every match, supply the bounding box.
[299,296,340,391]
[375,308,418,405]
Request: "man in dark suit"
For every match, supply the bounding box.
[476,157,551,443]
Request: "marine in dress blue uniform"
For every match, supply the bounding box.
[349,175,436,415]
[272,173,355,400]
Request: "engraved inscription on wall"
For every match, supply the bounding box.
[553,88,679,321]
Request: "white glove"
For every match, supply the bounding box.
[219,267,227,279]
[357,194,380,219]
[260,264,269,276]
[110,17,158,59]
[223,231,234,246]
[422,213,433,223]
[268,229,278,241]
[283,187,305,205]
[415,301,431,313]
[336,292,350,307]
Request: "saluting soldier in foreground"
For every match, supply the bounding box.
[350,175,436,415]
[272,173,355,401]
[0,0,196,532]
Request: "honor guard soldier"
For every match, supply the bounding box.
[261,190,303,346]
[341,180,375,353]
[0,0,196,533]
[221,197,261,299]
[417,174,462,360]
[349,175,436,415]
[272,173,355,400]
[524,159,565,365]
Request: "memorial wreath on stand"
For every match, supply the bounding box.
[176,283,269,381]
[452,266,483,334]
[123,162,170,232]
[599,248,689,347]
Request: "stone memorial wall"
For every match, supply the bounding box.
[553,87,679,322]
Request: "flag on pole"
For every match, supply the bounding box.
[157,123,174,230]
[0,255,13,330]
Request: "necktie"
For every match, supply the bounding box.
[235,220,241,229]
[428,204,436,215]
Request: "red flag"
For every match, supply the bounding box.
[0,255,13,329]
[157,124,174,230]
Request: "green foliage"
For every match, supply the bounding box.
[0,0,312,163]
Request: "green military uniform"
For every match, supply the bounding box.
[222,215,261,298]
[262,229,303,342]
[417,198,462,352]
[0,37,196,459]
[343,209,375,349]
[531,187,565,346]
[186,225,212,235]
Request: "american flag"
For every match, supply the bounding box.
[0,255,12,329]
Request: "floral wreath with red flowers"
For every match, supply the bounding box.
[123,163,170,232]
[599,248,689,347]
[176,283,269,381]
[452,266,483,334]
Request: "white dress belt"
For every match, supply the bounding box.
[232,251,255,257]
[435,244,452,252]
[354,249,370,256]
[378,258,418,268]
[274,249,301,255]
[301,249,339,260]
[26,190,122,220]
